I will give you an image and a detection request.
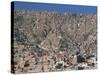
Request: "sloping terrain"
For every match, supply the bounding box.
[12,10,97,73]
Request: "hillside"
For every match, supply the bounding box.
[12,10,97,73]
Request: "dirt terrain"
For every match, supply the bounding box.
[12,10,97,73]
